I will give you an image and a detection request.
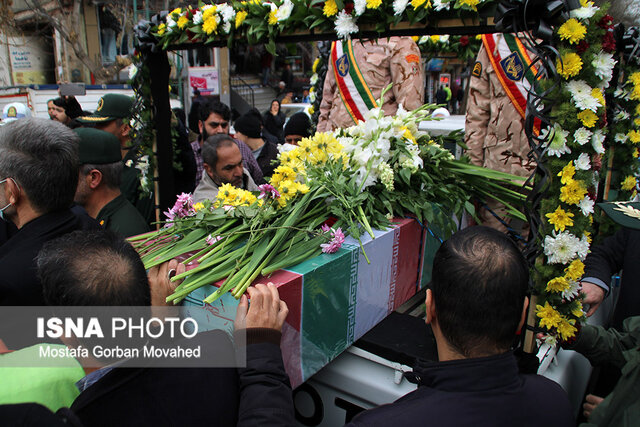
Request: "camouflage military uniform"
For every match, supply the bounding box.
[317,37,424,132]
[465,34,536,235]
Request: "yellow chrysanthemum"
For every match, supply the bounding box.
[270,165,297,187]
[621,175,637,191]
[629,72,640,87]
[412,36,419,42]
[312,58,320,73]
[634,148,640,159]
[591,88,605,107]
[546,206,574,232]
[402,127,417,144]
[557,162,575,185]
[565,259,585,281]
[430,35,440,43]
[579,0,593,6]
[632,86,640,101]
[193,202,205,212]
[557,317,577,341]
[366,0,382,9]
[556,53,583,79]
[323,0,338,17]
[634,118,640,127]
[571,301,584,318]
[475,34,482,40]
[202,6,217,21]
[268,10,278,25]
[157,23,167,35]
[176,16,189,30]
[559,179,587,205]
[459,0,479,11]
[536,301,563,330]
[557,18,587,44]
[203,17,218,34]
[635,103,640,116]
[235,11,248,28]
[577,109,598,128]
[170,7,182,16]
[583,230,592,244]
[412,0,427,9]
[628,130,640,144]
[546,276,570,293]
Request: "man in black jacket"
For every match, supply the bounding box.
[347,226,574,427]
[37,230,294,426]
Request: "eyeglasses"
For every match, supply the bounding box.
[285,137,302,144]
[208,121,229,129]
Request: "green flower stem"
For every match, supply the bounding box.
[357,205,375,239]
[262,246,322,276]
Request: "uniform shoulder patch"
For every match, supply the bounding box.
[472,61,482,78]
[405,54,420,64]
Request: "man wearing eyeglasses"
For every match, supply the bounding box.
[193,101,263,187]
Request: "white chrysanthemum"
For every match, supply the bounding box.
[562,279,581,300]
[541,124,570,157]
[577,235,590,260]
[335,11,359,39]
[309,91,316,103]
[354,0,366,15]
[570,1,598,19]
[166,15,176,32]
[591,51,616,83]
[566,80,599,112]
[614,109,630,121]
[573,127,592,145]
[393,0,409,15]
[219,4,235,23]
[222,21,231,33]
[276,0,293,21]
[544,231,582,264]
[439,35,450,43]
[193,10,203,24]
[578,196,595,216]
[615,133,629,144]
[310,74,318,86]
[128,64,138,80]
[574,153,591,170]
[541,334,558,347]
[432,0,450,11]
[591,129,606,154]
[419,35,429,44]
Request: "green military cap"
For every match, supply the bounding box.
[598,201,640,230]
[74,128,122,164]
[76,94,133,123]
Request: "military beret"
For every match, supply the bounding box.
[598,201,640,230]
[74,128,122,164]
[76,94,133,124]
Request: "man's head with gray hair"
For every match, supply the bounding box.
[0,118,79,218]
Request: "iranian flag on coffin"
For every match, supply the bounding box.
[182,218,425,388]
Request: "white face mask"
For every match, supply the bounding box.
[0,178,16,220]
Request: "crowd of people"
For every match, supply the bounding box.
[0,32,638,426]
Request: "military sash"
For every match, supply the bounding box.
[331,40,378,125]
[482,33,541,135]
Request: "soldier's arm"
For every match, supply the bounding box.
[390,37,424,111]
[316,60,336,133]
[465,42,491,167]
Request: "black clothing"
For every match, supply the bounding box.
[347,351,574,427]
[435,88,447,105]
[583,227,640,329]
[120,149,155,226]
[0,210,83,306]
[70,204,101,231]
[263,110,286,144]
[0,403,83,427]
[256,141,280,178]
[96,194,149,238]
[70,329,294,427]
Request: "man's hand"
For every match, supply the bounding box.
[235,283,288,332]
[580,281,606,317]
[148,259,186,306]
[583,394,604,419]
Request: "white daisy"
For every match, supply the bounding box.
[578,196,595,216]
[566,80,599,111]
[573,127,592,145]
[591,129,606,154]
[335,11,358,39]
[432,0,450,11]
[310,74,318,86]
[577,234,590,260]
[219,4,235,23]
[615,133,629,144]
[393,0,409,15]
[354,0,366,16]
[574,153,591,170]
[193,10,203,24]
[439,35,450,43]
[591,51,616,83]
[544,231,582,264]
[542,124,571,157]
[570,1,598,19]
[562,279,582,300]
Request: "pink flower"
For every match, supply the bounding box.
[167,193,196,219]
[206,234,223,245]
[258,183,280,200]
[321,224,331,233]
[321,227,345,253]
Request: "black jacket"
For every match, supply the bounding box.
[70,329,294,427]
[263,111,286,144]
[256,141,280,179]
[583,227,640,328]
[346,351,574,427]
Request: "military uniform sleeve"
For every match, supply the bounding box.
[316,57,336,133]
[390,37,424,111]
[582,227,628,292]
[568,317,640,370]
[464,43,492,167]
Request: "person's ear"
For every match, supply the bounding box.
[121,123,131,138]
[425,289,437,325]
[88,170,103,189]
[203,163,213,178]
[198,120,204,135]
[517,296,530,332]
[4,178,21,205]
